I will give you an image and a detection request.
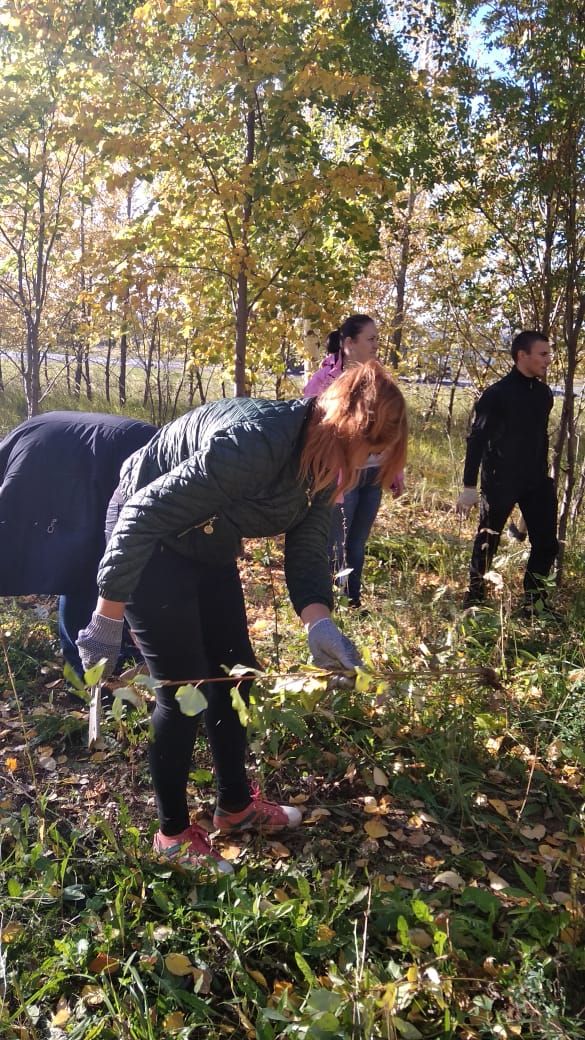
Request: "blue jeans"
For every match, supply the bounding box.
[329,468,382,606]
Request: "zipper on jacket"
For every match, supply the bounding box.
[177,515,217,538]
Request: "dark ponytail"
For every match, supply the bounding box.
[324,314,373,361]
[324,329,342,359]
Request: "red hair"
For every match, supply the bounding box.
[300,360,407,499]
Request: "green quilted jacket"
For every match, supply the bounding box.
[96,397,334,615]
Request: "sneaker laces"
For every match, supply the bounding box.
[248,785,287,823]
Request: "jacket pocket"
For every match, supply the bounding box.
[165,514,242,565]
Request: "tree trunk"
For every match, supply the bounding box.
[119,323,128,406]
[233,105,255,397]
[105,332,112,405]
[74,345,83,396]
[24,319,41,417]
[446,354,464,435]
[390,181,416,369]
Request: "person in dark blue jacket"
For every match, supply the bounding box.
[0,411,156,676]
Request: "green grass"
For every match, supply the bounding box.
[1,387,585,1039]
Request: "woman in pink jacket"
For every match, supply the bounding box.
[305,314,404,608]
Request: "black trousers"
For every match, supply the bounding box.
[469,476,559,597]
[106,492,258,835]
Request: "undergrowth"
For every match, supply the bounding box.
[1,389,585,1039]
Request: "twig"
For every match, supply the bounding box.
[516,735,540,821]
[106,663,501,690]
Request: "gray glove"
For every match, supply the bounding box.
[76,612,124,679]
[456,486,479,516]
[308,618,362,671]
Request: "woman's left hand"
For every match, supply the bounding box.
[307,618,362,671]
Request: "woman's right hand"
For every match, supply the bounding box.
[76,611,125,679]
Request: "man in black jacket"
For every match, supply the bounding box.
[456,331,559,611]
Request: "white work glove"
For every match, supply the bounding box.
[76,612,124,679]
[456,486,479,516]
[307,618,362,672]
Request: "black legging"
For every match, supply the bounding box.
[469,476,559,596]
[106,494,258,835]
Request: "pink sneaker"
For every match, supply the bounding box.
[213,790,302,834]
[153,823,233,874]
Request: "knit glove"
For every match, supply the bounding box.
[456,486,479,516]
[307,618,362,672]
[76,612,124,679]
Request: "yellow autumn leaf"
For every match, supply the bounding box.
[316,924,335,941]
[249,618,270,634]
[0,922,23,942]
[304,807,331,823]
[363,796,379,813]
[269,841,291,857]
[165,952,194,975]
[4,757,17,772]
[374,874,395,892]
[220,844,242,861]
[379,981,396,1011]
[364,818,389,839]
[163,1011,185,1032]
[487,798,510,818]
[248,969,268,988]
[81,985,104,1006]
[51,1000,71,1027]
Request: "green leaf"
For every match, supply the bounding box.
[310,1011,341,1032]
[513,862,545,898]
[113,686,142,707]
[189,769,214,784]
[175,684,208,717]
[63,661,87,694]
[83,660,107,686]
[133,674,159,692]
[7,877,22,897]
[392,1019,423,1039]
[307,989,342,1014]
[230,686,249,726]
[294,951,316,986]
[459,887,500,917]
[411,898,434,923]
